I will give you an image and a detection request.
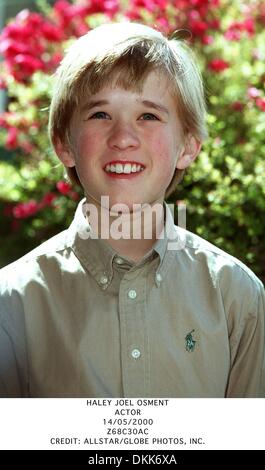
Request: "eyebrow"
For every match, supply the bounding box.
[140,100,169,115]
[81,99,169,115]
[81,100,109,113]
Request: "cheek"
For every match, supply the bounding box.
[73,130,101,184]
[150,132,176,168]
[76,130,97,157]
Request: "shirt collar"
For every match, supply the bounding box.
[67,198,178,289]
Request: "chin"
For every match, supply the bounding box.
[109,203,136,215]
[108,197,142,213]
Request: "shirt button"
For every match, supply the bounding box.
[115,257,124,265]
[131,349,141,359]
[155,273,162,283]
[128,289,137,299]
[99,275,108,285]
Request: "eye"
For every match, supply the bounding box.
[140,113,159,121]
[89,111,110,119]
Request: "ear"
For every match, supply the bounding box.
[176,134,202,170]
[53,137,75,168]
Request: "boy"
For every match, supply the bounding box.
[0,22,264,398]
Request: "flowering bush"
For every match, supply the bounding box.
[0,0,264,282]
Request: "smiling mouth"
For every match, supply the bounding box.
[104,162,145,175]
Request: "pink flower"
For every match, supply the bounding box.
[0,112,10,128]
[20,141,35,154]
[13,200,39,219]
[225,18,255,41]
[46,52,63,71]
[247,87,261,99]
[84,0,119,17]
[208,59,230,72]
[41,22,64,42]
[125,0,168,20]
[231,101,245,112]
[0,76,6,89]
[0,8,68,81]
[69,191,80,201]
[14,54,44,73]
[202,35,214,45]
[38,192,57,209]
[191,0,220,5]
[256,98,265,112]
[0,39,29,56]
[56,181,72,195]
[155,17,170,32]
[189,17,208,37]
[225,30,241,41]
[43,192,57,205]
[6,127,19,149]
[243,18,255,35]
[208,19,220,30]
[126,0,220,38]
[126,0,167,13]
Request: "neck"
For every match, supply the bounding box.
[83,195,165,262]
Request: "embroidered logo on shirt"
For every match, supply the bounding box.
[185,329,196,352]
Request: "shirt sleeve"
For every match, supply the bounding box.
[0,322,23,397]
[226,279,265,398]
[0,276,28,398]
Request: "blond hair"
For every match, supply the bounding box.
[49,22,208,198]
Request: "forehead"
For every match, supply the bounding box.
[82,69,176,105]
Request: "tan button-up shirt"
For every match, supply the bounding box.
[0,199,264,397]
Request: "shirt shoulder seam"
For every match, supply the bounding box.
[175,226,263,287]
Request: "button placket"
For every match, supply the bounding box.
[119,275,149,396]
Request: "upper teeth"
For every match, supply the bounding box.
[105,163,144,174]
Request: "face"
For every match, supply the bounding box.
[56,70,201,213]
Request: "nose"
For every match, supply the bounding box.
[107,122,140,151]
